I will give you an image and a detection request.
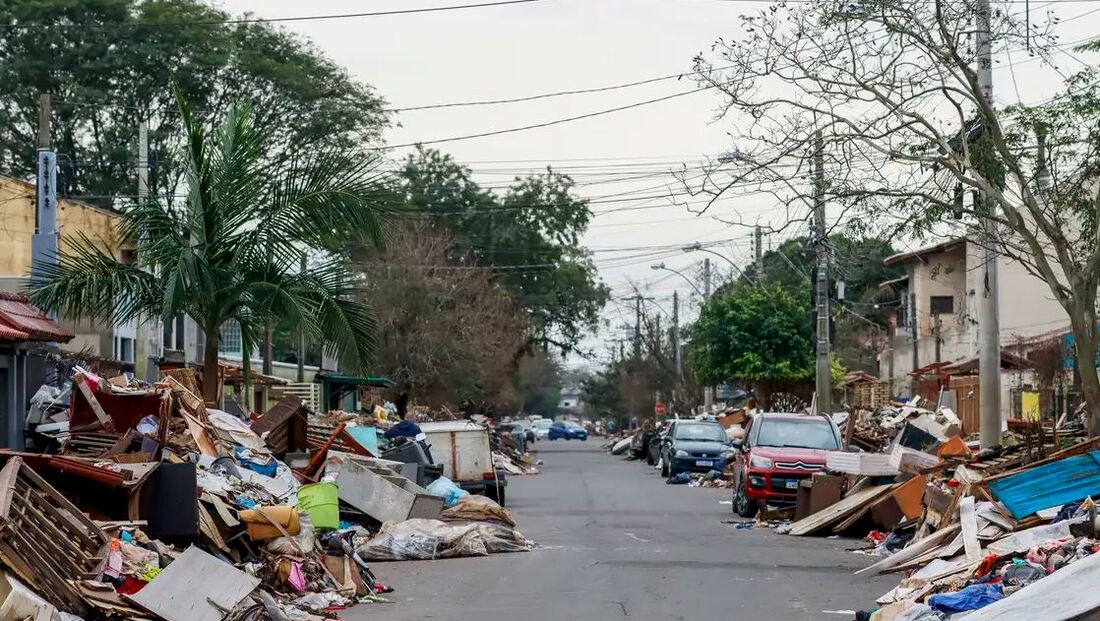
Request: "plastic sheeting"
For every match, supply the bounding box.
[439,495,514,526]
[426,476,469,508]
[356,518,529,561]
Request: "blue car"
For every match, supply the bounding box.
[548,421,588,441]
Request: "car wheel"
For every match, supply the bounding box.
[484,484,506,507]
[734,478,758,519]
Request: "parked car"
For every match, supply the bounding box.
[533,418,553,440]
[729,413,842,518]
[659,420,732,480]
[506,419,537,443]
[498,422,530,452]
[549,421,588,441]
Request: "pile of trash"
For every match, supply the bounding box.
[11,367,529,620]
[782,398,1100,620]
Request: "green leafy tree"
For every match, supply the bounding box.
[29,100,387,403]
[0,0,386,205]
[400,148,609,354]
[689,283,843,406]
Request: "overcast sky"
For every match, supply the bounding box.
[222,0,1099,370]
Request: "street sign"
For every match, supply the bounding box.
[654,402,666,416]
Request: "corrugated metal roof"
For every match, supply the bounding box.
[0,292,73,343]
[988,451,1100,519]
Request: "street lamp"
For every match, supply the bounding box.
[650,262,705,297]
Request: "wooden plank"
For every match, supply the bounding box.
[855,523,961,576]
[959,496,981,562]
[73,374,115,432]
[788,484,893,536]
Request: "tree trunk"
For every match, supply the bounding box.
[1070,314,1100,437]
[203,326,220,406]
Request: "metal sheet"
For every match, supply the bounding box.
[987,451,1100,519]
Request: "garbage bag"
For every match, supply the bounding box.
[356,518,529,561]
[426,476,469,508]
[440,494,515,526]
[667,472,692,485]
[927,582,1003,614]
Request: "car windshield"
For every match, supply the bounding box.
[674,422,726,442]
[755,418,839,450]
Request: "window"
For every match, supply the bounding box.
[673,422,726,442]
[113,336,135,363]
[930,295,955,315]
[162,315,185,351]
[755,418,839,450]
[219,321,243,356]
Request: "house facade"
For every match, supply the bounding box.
[877,237,1068,413]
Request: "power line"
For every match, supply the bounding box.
[386,66,718,113]
[372,88,712,151]
[2,0,550,31]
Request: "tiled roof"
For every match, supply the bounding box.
[0,292,74,343]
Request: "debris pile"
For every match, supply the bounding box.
[785,398,1100,620]
[8,368,530,620]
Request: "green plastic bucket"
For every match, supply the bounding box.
[297,482,339,530]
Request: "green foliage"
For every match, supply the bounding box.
[516,352,563,417]
[400,148,609,353]
[0,0,386,205]
[28,99,388,400]
[689,284,815,386]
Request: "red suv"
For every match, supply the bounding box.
[730,413,842,518]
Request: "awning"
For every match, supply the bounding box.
[0,292,73,343]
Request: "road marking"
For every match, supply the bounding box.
[624,532,650,543]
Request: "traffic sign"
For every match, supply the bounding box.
[654,402,666,416]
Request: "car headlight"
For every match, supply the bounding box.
[674,449,689,458]
[749,455,773,469]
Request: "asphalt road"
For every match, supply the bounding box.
[349,440,897,621]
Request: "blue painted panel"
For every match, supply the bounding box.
[987,451,1100,519]
[343,426,379,455]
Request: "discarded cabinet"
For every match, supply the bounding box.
[333,455,443,524]
[794,474,844,522]
[126,545,259,621]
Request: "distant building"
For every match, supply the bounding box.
[558,387,583,415]
[877,237,1067,414]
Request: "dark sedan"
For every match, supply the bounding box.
[659,420,733,481]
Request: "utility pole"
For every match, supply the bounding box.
[813,129,833,416]
[33,94,59,390]
[754,225,763,281]
[297,255,307,383]
[136,122,158,383]
[977,0,1002,449]
[673,291,682,383]
[703,257,714,412]
[911,292,919,397]
[634,296,642,359]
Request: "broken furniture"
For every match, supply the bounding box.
[331,454,443,524]
[0,457,111,615]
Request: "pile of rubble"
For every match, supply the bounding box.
[782,400,1100,620]
[10,367,529,620]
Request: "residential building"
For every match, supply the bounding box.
[877,237,1067,413]
[0,174,129,362]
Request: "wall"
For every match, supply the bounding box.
[0,176,124,359]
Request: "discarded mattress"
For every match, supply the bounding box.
[356,518,529,561]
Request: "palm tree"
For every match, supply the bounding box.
[29,99,388,404]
